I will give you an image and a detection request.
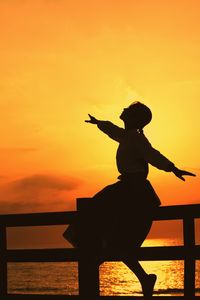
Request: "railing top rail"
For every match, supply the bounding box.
[0,202,199,227]
[77,198,200,220]
[154,203,200,220]
[0,211,77,227]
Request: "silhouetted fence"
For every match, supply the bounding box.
[0,199,199,299]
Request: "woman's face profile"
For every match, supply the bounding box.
[120,105,137,121]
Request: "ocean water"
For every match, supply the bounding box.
[7,238,200,297]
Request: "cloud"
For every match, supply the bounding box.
[10,174,79,191]
[0,174,82,214]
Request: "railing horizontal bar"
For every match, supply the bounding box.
[0,211,77,227]
[7,248,78,262]
[6,245,200,262]
[104,246,200,261]
[77,199,200,220]
[154,204,200,220]
[0,296,80,300]
[77,198,200,219]
[0,204,200,227]
[0,295,191,299]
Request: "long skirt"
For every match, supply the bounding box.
[63,174,160,252]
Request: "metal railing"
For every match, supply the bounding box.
[0,199,199,299]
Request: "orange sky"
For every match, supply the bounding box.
[0,0,200,245]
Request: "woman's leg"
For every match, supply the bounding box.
[123,258,157,297]
[124,258,148,282]
[121,217,157,297]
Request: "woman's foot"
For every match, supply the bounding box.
[142,274,157,298]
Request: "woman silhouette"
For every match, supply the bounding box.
[83,101,195,297]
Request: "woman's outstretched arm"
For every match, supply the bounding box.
[170,166,196,181]
[85,114,125,142]
[138,134,196,181]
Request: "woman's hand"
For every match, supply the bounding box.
[85,114,99,124]
[172,167,196,181]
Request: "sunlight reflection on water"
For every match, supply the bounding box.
[100,260,184,296]
[100,238,185,296]
[8,238,200,296]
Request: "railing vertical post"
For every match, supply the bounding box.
[78,251,99,298]
[0,225,7,296]
[77,198,100,298]
[183,216,195,298]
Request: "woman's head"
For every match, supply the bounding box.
[120,101,152,129]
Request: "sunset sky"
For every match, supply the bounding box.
[0,0,200,245]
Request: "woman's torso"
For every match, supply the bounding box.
[116,129,148,175]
